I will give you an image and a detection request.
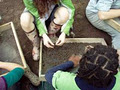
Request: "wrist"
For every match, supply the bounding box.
[62,32,65,35]
[42,33,47,38]
[68,61,74,66]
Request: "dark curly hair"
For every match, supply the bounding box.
[77,45,119,88]
[34,0,58,17]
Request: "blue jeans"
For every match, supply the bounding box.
[86,10,120,49]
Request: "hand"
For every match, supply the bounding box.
[84,45,94,53]
[56,32,66,46]
[42,34,54,48]
[68,54,82,67]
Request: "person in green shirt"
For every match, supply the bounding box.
[0,61,24,90]
[20,0,75,61]
[45,45,120,90]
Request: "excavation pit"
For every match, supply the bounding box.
[39,38,107,81]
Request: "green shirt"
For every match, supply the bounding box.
[52,71,79,90]
[52,71,120,90]
[3,68,24,88]
[23,0,75,36]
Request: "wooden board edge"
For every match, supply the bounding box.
[38,38,107,81]
[39,40,43,79]
[106,19,120,32]
[10,22,27,68]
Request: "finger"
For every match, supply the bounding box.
[44,42,54,48]
[71,54,75,57]
[56,40,61,45]
[78,54,82,57]
[69,54,75,60]
[46,43,54,48]
[49,40,54,46]
[56,42,63,46]
[48,43,54,48]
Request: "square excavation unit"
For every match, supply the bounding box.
[0,22,27,76]
[39,38,107,81]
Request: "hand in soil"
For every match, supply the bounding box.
[56,32,65,46]
[42,34,54,48]
[68,54,82,67]
[49,36,58,44]
[84,45,94,53]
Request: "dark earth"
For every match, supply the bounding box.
[42,43,101,74]
[0,0,111,90]
[0,29,22,74]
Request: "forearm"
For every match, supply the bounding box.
[3,68,24,88]
[45,61,74,84]
[0,62,23,71]
[98,9,120,20]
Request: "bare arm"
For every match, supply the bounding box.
[98,9,120,20]
[0,61,24,71]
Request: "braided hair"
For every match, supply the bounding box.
[77,45,119,88]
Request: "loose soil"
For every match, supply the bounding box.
[42,43,101,74]
[0,0,112,89]
[0,29,22,74]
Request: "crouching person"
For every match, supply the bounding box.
[45,45,120,90]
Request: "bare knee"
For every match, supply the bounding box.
[54,7,69,25]
[20,12,35,32]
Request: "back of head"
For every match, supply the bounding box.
[77,45,119,88]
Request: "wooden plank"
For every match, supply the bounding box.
[39,38,107,81]
[11,22,27,68]
[106,19,120,32]
[39,75,46,81]
[39,40,43,80]
[65,38,107,45]
[0,22,11,33]
[0,22,27,76]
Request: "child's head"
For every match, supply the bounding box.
[77,45,119,88]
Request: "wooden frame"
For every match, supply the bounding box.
[0,22,27,76]
[39,38,107,81]
[106,19,120,32]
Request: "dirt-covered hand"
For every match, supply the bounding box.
[56,32,65,46]
[68,54,82,67]
[42,34,54,48]
[84,45,94,53]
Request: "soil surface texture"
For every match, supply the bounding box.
[0,29,22,74]
[42,43,101,74]
[0,0,111,89]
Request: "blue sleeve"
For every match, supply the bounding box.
[3,68,24,88]
[96,0,114,11]
[45,61,74,84]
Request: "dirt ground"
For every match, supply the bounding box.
[42,43,101,74]
[0,0,111,89]
[0,29,23,74]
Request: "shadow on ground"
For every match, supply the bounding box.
[0,0,111,90]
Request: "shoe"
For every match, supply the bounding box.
[24,64,40,86]
[32,46,40,61]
